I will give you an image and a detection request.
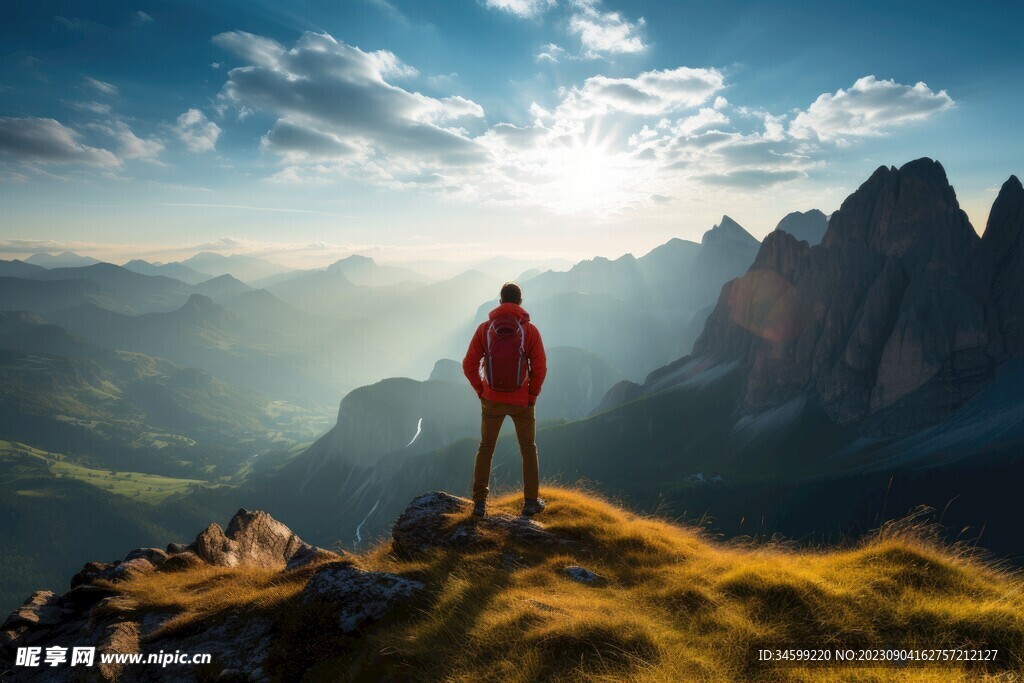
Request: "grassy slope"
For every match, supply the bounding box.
[0,440,217,504]
[104,488,1024,681]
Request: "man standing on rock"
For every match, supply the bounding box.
[463,282,547,518]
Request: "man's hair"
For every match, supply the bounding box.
[500,282,523,304]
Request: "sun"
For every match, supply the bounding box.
[543,125,637,213]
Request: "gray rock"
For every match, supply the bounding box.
[70,557,154,588]
[303,562,423,633]
[188,508,329,570]
[124,547,168,566]
[160,550,204,572]
[391,491,470,556]
[562,565,608,586]
[4,591,62,628]
[392,491,567,557]
[285,544,345,571]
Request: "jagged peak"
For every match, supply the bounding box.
[823,157,973,263]
[702,215,757,246]
[983,173,1024,252]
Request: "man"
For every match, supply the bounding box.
[462,282,547,517]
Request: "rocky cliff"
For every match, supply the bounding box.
[693,158,1022,434]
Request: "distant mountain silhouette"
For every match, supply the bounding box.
[179,252,289,283]
[24,252,101,268]
[265,266,360,313]
[0,260,46,278]
[496,222,760,380]
[29,263,194,313]
[44,295,344,407]
[773,209,829,245]
[192,273,253,301]
[122,259,213,285]
[327,255,431,287]
[0,276,127,314]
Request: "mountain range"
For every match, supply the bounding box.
[236,158,1024,565]
[6,163,1023,620]
[475,215,761,381]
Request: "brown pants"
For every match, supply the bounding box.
[472,398,539,502]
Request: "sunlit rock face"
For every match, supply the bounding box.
[694,158,1011,434]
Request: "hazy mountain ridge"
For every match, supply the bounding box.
[23,252,101,269]
[476,218,760,381]
[122,259,213,285]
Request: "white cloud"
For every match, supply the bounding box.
[0,117,119,166]
[84,77,118,96]
[70,101,113,115]
[536,43,566,63]
[568,0,646,57]
[89,121,163,161]
[556,67,725,118]
[204,30,954,216]
[174,108,221,153]
[696,167,806,188]
[676,107,729,136]
[789,76,953,142]
[260,118,361,162]
[485,0,556,18]
[0,238,107,253]
[133,10,154,25]
[214,31,486,167]
[368,49,419,79]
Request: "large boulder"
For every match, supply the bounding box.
[188,508,338,570]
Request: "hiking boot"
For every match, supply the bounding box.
[522,498,546,516]
[472,500,487,517]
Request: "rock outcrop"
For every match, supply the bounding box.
[189,508,317,569]
[0,494,578,681]
[392,492,569,558]
[692,158,1010,434]
[0,509,348,681]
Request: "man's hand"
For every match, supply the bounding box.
[528,399,536,407]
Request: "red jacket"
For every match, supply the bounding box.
[463,302,547,406]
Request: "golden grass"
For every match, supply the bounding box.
[101,487,1024,681]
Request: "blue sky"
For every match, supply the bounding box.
[0,0,1021,266]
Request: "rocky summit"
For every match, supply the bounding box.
[0,493,584,682]
[4,488,1024,681]
[694,158,1024,434]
